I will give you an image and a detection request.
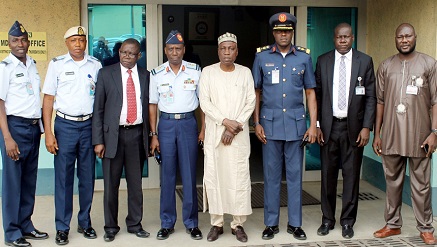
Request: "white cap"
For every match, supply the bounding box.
[218,32,237,45]
[64,26,87,39]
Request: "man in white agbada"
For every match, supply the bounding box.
[199,32,256,243]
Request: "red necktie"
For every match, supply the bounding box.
[126,69,137,124]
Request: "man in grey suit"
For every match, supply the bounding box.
[92,38,150,242]
[315,23,376,239]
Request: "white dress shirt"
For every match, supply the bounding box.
[119,64,143,125]
[332,49,352,118]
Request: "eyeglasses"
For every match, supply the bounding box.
[119,51,139,58]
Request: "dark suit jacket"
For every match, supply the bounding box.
[92,63,150,158]
[315,49,376,145]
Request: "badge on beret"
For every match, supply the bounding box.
[20,25,25,33]
[177,34,183,42]
[78,27,85,35]
[279,14,287,23]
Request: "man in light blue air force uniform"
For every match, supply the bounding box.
[149,30,204,241]
[0,20,49,247]
[42,26,102,245]
[252,12,317,241]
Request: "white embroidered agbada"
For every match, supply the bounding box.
[199,62,256,215]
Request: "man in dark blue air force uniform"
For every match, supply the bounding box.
[252,12,317,241]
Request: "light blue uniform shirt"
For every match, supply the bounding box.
[149,60,201,113]
[0,53,41,118]
[42,53,102,116]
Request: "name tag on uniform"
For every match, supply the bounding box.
[272,69,279,84]
[16,73,24,78]
[65,71,75,75]
[183,79,196,90]
[406,85,418,95]
[355,86,365,95]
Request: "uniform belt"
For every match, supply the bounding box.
[119,123,142,129]
[56,111,92,122]
[160,111,194,120]
[7,115,39,125]
[333,117,347,122]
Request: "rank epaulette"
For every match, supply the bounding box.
[0,59,10,65]
[52,55,66,62]
[186,62,200,71]
[89,56,100,62]
[296,46,311,55]
[256,45,271,53]
[151,65,165,75]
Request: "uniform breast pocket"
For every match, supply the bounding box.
[260,108,274,137]
[291,66,305,87]
[158,84,170,94]
[58,73,75,93]
[12,76,27,86]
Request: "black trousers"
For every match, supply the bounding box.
[102,125,145,233]
[320,120,363,227]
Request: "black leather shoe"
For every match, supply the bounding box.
[262,225,279,240]
[128,228,150,238]
[5,237,31,247]
[103,231,116,242]
[23,229,49,240]
[342,225,354,239]
[186,227,202,240]
[77,226,97,239]
[206,226,223,242]
[156,228,174,240]
[55,230,69,245]
[287,225,307,240]
[317,223,334,236]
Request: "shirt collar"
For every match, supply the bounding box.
[335,49,353,61]
[120,63,138,74]
[8,53,31,68]
[164,60,186,74]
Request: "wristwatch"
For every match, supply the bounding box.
[432,129,437,136]
[149,131,158,137]
[252,122,260,128]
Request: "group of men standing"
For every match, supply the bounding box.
[1,10,436,247]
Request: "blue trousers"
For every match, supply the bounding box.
[0,116,40,242]
[158,116,199,229]
[262,139,303,227]
[54,116,95,231]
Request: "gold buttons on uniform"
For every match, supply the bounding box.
[283,78,286,82]
[283,109,286,112]
[283,64,286,67]
[283,94,286,98]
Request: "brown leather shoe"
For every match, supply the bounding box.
[373,225,401,238]
[420,232,436,245]
[231,226,248,242]
[207,226,223,242]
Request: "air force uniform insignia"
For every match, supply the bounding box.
[151,65,165,75]
[52,55,66,62]
[185,62,200,71]
[256,45,271,53]
[296,46,310,54]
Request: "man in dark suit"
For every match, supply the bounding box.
[315,23,376,239]
[92,38,150,242]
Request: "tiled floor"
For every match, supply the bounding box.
[1,180,434,247]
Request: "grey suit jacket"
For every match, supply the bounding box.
[315,49,376,145]
[92,63,150,158]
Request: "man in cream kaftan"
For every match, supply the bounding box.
[199,32,255,243]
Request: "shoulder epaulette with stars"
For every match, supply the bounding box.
[151,64,165,75]
[185,62,200,71]
[256,45,271,53]
[52,55,66,62]
[296,46,311,55]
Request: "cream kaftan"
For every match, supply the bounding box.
[199,63,256,215]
